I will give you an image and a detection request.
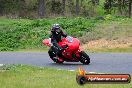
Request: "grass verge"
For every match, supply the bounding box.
[16,48,48,52]
[0,64,131,88]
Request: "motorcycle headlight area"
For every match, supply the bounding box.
[66,36,73,43]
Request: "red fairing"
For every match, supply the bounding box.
[42,39,51,47]
[58,37,80,52]
[43,36,81,62]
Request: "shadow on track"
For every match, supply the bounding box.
[49,62,90,66]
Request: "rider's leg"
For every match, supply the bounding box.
[48,47,59,62]
[51,45,66,60]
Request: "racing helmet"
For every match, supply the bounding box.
[52,24,61,32]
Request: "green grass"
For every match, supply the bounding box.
[80,16,132,43]
[0,17,100,51]
[0,65,131,88]
[0,16,132,52]
[16,48,48,52]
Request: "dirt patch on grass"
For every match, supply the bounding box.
[81,38,132,51]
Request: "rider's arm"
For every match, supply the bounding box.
[50,34,62,50]
[61,30,67,37]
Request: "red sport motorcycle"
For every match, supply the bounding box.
[42,36,90,64]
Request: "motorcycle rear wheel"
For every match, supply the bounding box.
[79,51,90,65]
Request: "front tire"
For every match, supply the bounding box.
[79,51,90,65]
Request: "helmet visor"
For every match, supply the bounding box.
[54,28,60,30]
[56,28,61,32]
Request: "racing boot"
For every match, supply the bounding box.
[52,57,58,62]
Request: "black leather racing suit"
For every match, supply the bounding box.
[48,30,67,58]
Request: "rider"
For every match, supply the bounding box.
[48,24,67,61]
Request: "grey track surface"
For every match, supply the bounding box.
[0,52,132,74]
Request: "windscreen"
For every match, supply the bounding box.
[66,36,73,43]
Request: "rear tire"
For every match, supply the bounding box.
[79,51,90,65]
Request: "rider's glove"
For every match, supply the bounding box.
[60,44,68,51]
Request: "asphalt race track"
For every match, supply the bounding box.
[0,52,132,74]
